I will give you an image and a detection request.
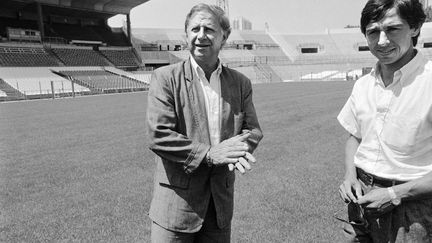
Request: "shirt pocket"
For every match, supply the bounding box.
[381,116,421,153]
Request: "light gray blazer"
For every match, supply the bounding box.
[147,58,263,233]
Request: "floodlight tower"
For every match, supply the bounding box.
[216,0,229,17]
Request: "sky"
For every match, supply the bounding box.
[109,0,369,34]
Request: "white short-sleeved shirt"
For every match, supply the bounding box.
[190,56,222,146]
[337,50,432,181]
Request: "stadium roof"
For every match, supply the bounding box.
[8,0,149,15]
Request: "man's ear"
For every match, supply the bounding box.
[411,25,421,37]
[185,33,190,48]
[221,32,228,46]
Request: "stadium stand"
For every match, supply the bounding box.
[301,70,339,80]
[167,50,190,61]
[57,69,148,93]
[419,22,432,56]
[0,67,90,98]
[133,27,383,81]
[0,44,60,66]
[3,0,432,102]
[99,47,140,67]
[128,71,153,84]
[329,29,376,63]
[93,27,131,46]
[250,49,291,64]
[237,30,279,48]
[51,46,111,66]
[0,89,7,97]
[104,66,151,84]
[230,66,258,82]
[219,49,256,63]
[276,33,342,64]
[166,48,289,66]
[140,51,182,66]
[0,78,25,101]
[132,28,186,51]
[256,64,283,82]
[0,0,148,101]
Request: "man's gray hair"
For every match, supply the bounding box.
[184,3,232,38]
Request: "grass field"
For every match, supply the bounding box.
[0,81,354,242]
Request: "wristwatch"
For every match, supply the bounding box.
[387,187,401,206]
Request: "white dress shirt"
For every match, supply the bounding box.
[338,50,432,181]
[190,56,223,146]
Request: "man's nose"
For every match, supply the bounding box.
[197,27,206,39]
[377,31,390,46]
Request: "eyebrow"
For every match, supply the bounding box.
[189,24,216,30]
[366,23,404,31]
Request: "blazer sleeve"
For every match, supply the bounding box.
[241,76,263,153]
[147,70,210,174]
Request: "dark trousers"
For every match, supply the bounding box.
[343,179,432,242]
[151,197,231,243]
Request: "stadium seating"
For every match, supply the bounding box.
[57,69,148,92]
[0,0,148,102]
[5,20,432,102]
[51,47,110,66]
[167,50,190,61]
[219,49,255,63]
[0,78,24,101]
[104,66,151,84]
[250,49,291,64]
[0,45,60,66]
[230,66,257,82]
[128,71,152,84]
[99,48,140,67]
[237,30,279,47]
[142,51,183,64]
[0,67,89,98]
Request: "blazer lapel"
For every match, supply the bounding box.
[184,59,211,144]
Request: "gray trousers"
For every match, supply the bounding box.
[344,179,432,242]
[151,197,231,243]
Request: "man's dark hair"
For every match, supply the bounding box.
[360,0,426,46]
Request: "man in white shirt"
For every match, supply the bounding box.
[337,0,432,241]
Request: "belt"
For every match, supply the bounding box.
[356,168,406,187]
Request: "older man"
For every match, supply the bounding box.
[338,0,432,241]
[147,3,263,243]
